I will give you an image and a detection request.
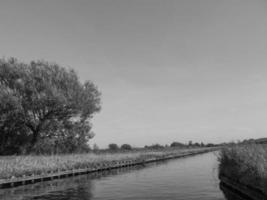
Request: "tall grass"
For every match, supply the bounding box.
[218,144,267,194]
[0,148,209,180]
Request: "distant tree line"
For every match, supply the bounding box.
[105,141,218,152]
[0,58,101,155]
[107,143,132,151]
[143,141,216,149]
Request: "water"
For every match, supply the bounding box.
[1,152,238,200]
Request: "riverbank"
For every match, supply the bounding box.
[0,150,223,200]
[218,144,267,199]
[0,147,215,188]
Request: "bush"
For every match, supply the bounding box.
[121,144,132,150]
[145,144,164,149]
[108,143,119,151]
[170,142,185,148]
[206,143,215,147]
[218,144,267,195]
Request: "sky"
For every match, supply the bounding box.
[1,0,267,147]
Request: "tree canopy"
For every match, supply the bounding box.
[108,143,119,151]
[120,144,132,150]
[0,58,101,154]
[170,142,185,148]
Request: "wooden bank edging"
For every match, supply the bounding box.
[0,149,213,189]
[220,175,267,200]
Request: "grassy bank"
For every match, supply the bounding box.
[0,148,212,181]
[218,144,267,195]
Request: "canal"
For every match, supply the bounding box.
[0,152,241,200]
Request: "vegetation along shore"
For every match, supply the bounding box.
[218,143,267,198]
[0,147,214,185]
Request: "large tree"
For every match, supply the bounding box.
[0,58,101,154]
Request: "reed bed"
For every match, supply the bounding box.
[218,144,267,195]
[0,148,208,181]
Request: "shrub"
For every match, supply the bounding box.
[218,144,267,195]
[145,144,164,149]
[108,143,119,151]
[121,144,132,150]
[170,142,185,148]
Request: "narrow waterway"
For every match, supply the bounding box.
[1,152,239,200]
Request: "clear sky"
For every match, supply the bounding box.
[1,0,267,147]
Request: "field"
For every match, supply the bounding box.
[218,144,267,195]
[0,148,212,181]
